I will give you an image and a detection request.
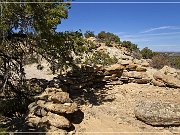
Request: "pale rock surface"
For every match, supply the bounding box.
[135,101,180,126]
[153,71,180,88]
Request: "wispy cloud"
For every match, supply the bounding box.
[140,26,180,33]
[148,44,179,47]
[116,26,180,52]
[120,31,180,39]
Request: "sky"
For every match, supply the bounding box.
[57,0,180,52]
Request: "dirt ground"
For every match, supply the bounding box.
[73,83,180,135]
[24,63,180,135]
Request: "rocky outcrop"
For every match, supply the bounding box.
[56,65,105,90]
[26,87,78,133]
[47,65,179,95]
[56,64,152,88]
[153,71,180,88]
[135,101,180,126]
[160,66,180,79]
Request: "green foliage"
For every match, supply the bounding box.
[0,1,90,116]
[169,56,180,69]
[121,41,138,51]
[97,31,106,40]
[84,31,95,38]
[150,53,170,69]
[37,31,86,72]
[97,31,120,46]
[0,0,70,34]
[0,0,72,78]
[83,51,118,66]
[140,47,155,59]
[0,128,6,135]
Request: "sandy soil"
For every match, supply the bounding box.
[23,63,180,135]
[74,84,180,135]
[24,62,56,81]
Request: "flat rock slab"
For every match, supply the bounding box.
[135,101,180,126]
[43,102,78,114]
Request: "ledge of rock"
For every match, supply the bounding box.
[135,101,180,126]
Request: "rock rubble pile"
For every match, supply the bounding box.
[26,87,78,133]
[48,63,180,91]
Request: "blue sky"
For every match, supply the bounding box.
[57,0,180,52]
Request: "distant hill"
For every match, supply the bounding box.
[156,52,180,57]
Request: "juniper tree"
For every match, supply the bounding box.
[0,0,85,115]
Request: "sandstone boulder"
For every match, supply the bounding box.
[35,88,71,103]
[105,64,124,71]
[123,71,148,79]
[125,64,137,71]
[141,60,150,67]
[160,66,179,78]
[26,114,41,127]
[153,72,180,88]
[152,79,165,87]
[135,101,180,126]
[50,92,71,103]
[41,112,71,128]
[26,87,79,132]
[120,60,133,66]
[43,102,78,114]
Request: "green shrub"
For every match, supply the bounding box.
[140,47,154,59]
[121,41,139,52]
[84,31,95,38]
[97,31,120,46]
[169,56,180,69]
[84,51,118,66]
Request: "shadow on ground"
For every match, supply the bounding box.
[0,115,47,134]
[0,65,115,133]
[67,83,115,106]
